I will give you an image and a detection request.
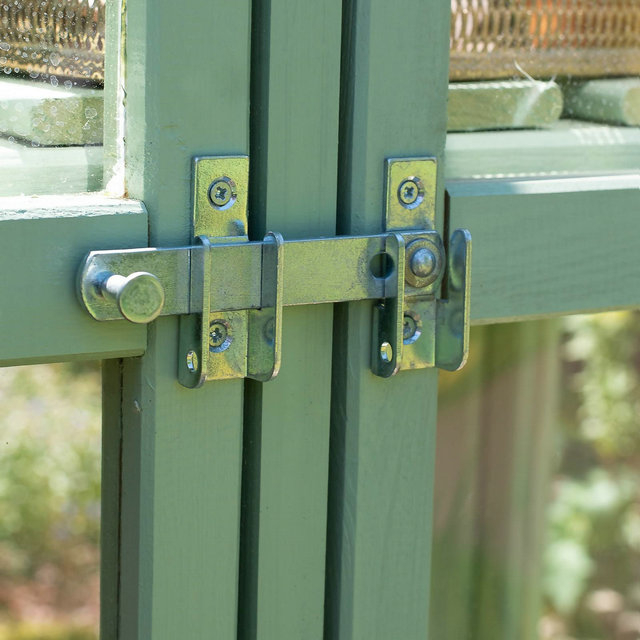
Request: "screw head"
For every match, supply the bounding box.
[398,179,419,205]
[403,314,417,341]
[410,247,436,279]
[263,317,275,345]
[209,319,232,352]
[209,321,228,348]
[402,312,422,345]
[208,177,237,210]
[186,350,199,373]
[380,341,393,363]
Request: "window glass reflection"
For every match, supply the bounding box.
[0,0,106,196]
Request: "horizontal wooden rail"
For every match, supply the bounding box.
[448,175,640,324]
[0,195,147,365]
[4,176,638,366]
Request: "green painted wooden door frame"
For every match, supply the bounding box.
[0,1,639,638]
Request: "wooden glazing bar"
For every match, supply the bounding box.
[238,1,342,638]
[325,0,450,638]
[100,0,252,638]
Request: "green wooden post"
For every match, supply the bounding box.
[325,1,450,638]
[432,322,560,640]
[239,1,341,638]
[101,0,251,637]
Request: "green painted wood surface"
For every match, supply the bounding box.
[325,1,449,638]
[100,0,251,638]
[474,322,559,640]
[0,77,103,145]
[563,78,640,127]
[100,358,123,640]
[447,176,640,324]
[448,80,563,132]
[446,122,640,179]
[429,328,485,640]
[238,1,340,639]
[0,195,145,366]
[432,322,560,640]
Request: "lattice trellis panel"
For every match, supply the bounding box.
[450,0,640,80]
[1,1,638,84]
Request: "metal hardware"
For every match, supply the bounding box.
[93,271,165,324]
[78,155,471,386]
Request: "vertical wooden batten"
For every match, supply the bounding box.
[326,1,450,638]
[239,1,342,638]
[101,1,251,637]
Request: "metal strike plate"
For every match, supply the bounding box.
[78,155,471,387]
[372,157,471,375]
[179,156,251,388]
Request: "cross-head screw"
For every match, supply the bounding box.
[208,177,236,209]
[209,319,231,352]
[403,314,417,341]
[398,178,420,206]
[402,311,422,345]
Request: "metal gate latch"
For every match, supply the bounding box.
[79,156,471,388]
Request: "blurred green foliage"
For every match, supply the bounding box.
[543,312,640,639]
[0,362,101,637]
[0,624,95,640]
[2,315,640,640]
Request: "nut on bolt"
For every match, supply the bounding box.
[410,247,436,279]
[405,237,443,288]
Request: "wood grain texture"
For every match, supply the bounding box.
[447,176,640,324]
[0,196,146,366]
[238,1,341,639]
[429,326,487,640]
[326,1,450,638]
[474,322,559,640]
[448,80,563,132]
[563,78,640,126]
[432,322,560,640]
[101,1,251,638]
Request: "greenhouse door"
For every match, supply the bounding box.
[0,0,638,639]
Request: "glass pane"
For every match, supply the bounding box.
[0,0,108,196]
[0,363,101,639]
[431,312,640,640]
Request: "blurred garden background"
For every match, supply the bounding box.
[0,362,100,640]
[541,312,640,640]
[2,314,640,639]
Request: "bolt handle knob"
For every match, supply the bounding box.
[101,271,165,324]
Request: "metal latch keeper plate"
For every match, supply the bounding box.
[78,156,471,387]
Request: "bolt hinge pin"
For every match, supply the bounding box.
[99,271,165,324]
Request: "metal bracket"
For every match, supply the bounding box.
[78,156,471,387]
